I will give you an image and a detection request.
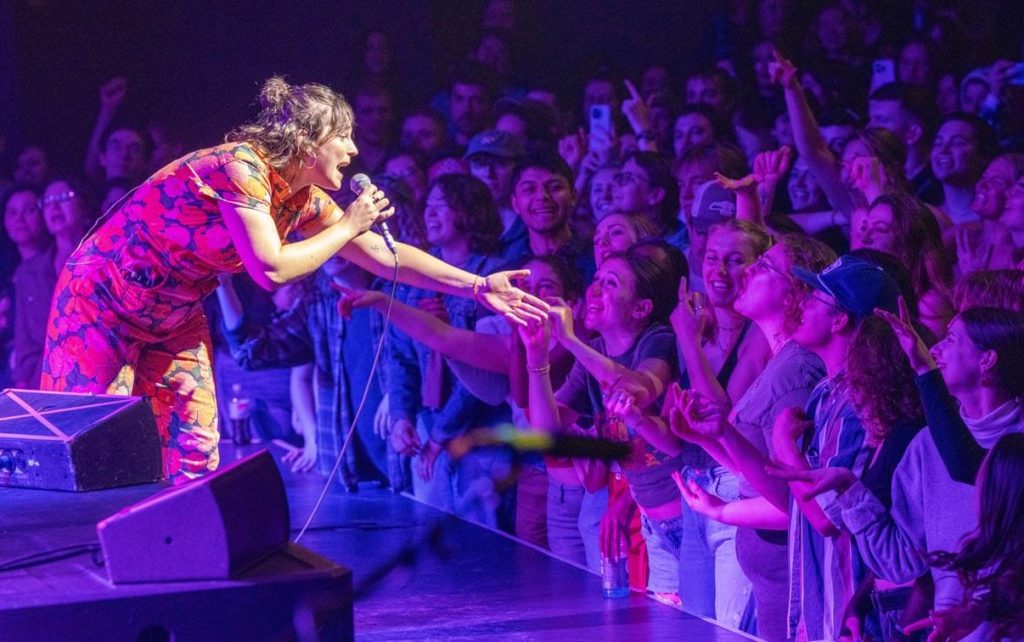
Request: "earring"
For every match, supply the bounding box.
[305,153,318,169]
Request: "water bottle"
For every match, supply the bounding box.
[600,553,630,598]
[227,383,253,445]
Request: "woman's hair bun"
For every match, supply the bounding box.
[260,76,292,110]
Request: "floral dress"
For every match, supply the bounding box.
[40,142,338,482]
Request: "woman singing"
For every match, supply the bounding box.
[40,77,546,483]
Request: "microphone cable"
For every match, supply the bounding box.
[294,231,399,543]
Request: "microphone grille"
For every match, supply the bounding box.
[350,173,371,194]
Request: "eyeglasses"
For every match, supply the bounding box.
[752,254,791,279]
[804,290,847,313]
[613,171,651,186]
[39,191,76,208]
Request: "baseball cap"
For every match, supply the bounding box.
[791,254,900,319]
[690,180,736,233]
[464,130,526,160]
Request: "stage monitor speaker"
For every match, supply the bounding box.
[98,449,291,584]
[0,388,162,491]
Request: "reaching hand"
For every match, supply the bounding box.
[517,316,552,367]
[545,297,577,344]
[478,270,551,326]
[99,77,128,113]
[588,125,618,165]
[673,473,726,521]
[332,284,386,319]
[715,172,757,193]
[873,296,936,375]
[764,462,857,501]
[282,440,318,473]
[665,384,727,443]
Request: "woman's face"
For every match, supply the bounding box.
[3,190,46,248]
[787,156,826,212]
[590,167,617,220]
[734,244,795,322]
[673,113,714,158]
[930,316,985,396]
[41,181,88,237]
[702,228,757,309]
[584,257,642,332]
[308,127,359,191]
[857,202,899,254]
[972,157,1015,221]
[1001,175,1024,232]
[593,213,637,267]
[523,259,568,301]
[423,185,464,248]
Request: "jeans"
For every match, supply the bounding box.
[677,466,754,630]
[871,586,926,642]
[516,464,549,549]
[546,479,607,572]
[640,512,685,594]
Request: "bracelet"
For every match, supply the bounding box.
[528,363,551,375]
[471,275,484,301]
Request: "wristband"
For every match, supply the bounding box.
[528,363,551,375]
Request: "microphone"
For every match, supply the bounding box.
[448,426,631,461]
[350,173,398,255]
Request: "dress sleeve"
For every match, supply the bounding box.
[210,156,274,210]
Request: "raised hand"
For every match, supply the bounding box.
[479,270,551,326]
[588,124,618,165]
[752,145,794,186]
[715,172,757,193]
[955,225,994,275]
[621,80,652,136]
[604,386,644,427]
[545,296,577,344]
[764,462,857,501]
[768,50,798,88]
[99,77,128,113]
[849,155,888,202]
[873,296,936,374]
[670,279,711,345]
[558,128,588,173]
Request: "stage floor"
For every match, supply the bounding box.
[1,442,756,641]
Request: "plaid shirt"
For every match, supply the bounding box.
[788,374,869,642]
[224,274,387,483]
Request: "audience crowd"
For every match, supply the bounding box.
[3,1,1024,640]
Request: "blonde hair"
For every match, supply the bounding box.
[226,76,354,171]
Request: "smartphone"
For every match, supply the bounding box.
[589,104,613,133]
[870,59,897,93]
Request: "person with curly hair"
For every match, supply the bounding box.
[39,77,547,483]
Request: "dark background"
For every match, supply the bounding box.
[1,0,717,172]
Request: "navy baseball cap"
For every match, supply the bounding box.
[464,130,526,160]
[690,180,736,233]
[791,255,900,319]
